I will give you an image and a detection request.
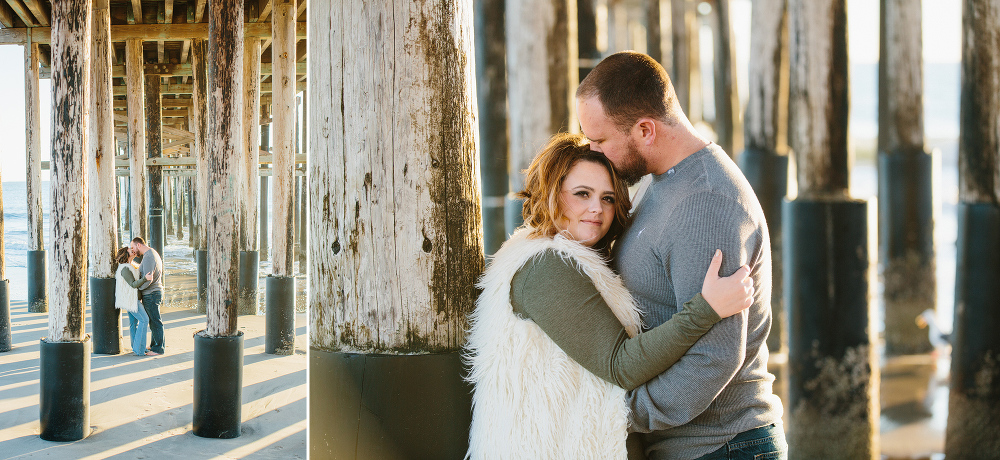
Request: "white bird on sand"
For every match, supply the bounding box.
[915,308,951,350]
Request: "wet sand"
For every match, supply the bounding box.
[0,237,308,459]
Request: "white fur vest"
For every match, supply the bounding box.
[465,228,643,459]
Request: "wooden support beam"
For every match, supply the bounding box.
[0,2,16,28]
[130,0,141,24]
[6,0,36,27]
[259,0,272,22]
[126,38,148,239]
[0,22,307,45]
[22,0,48,26]
[195,0,206,23]
[49,0,91,342]
[89,0,117,279]
[112,80,304,95]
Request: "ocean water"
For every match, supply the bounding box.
[3,181,50,302]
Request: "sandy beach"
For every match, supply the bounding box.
[0,237,308,459]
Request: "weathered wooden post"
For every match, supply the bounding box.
[89,0,121,355]
[739,0,788,354]
[578,0,600,79]
[505,0,577,233]
[166,177,174,236]
[298,92,307,271]
[193,38,209,314]
[784,1,878,458]
[646,0,664,64]
[265,0,296,356]
[239,36,261,316]
[0,167,9,352]
[474,0,509,255]
[41,0,92,441]
[672,0,697,118]
[25,37,47,314]
[712,0,742,156]
[309,1,483,457]
[259,126,269,262]
[126,38,148,243]
[193,0,244,439]
[146,74,165,257]
[878,0,935,356]
[946,0,1000,456]
[175,176,184,239]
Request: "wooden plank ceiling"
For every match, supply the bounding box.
[1,0,309,158]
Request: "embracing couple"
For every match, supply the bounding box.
[466,52,785,459]
[113,237,165,357]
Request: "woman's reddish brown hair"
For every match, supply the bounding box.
[515,132,632,250]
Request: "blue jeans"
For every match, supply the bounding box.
[694,424,787,460]
[127,306,149,356]
[142,291,164,354]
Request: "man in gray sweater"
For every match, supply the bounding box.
[577,51,785,459]
[130,237,165,355]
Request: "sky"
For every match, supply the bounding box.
[0,0,964,182]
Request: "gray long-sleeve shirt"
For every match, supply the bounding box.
[614,144,783,459]
[137,248,163,295]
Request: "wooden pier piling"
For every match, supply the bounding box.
[238,35,261,316]
[785,0,878,457]
[474,0,509,255]
[193,0,245,440]
[125,38,148,242]
[25,37,46,314]
[145,73,164,256]
[739,0,789,354]
[878,0,936,356]
[946,0,1000,456]
[192,38,209,314]
[89,0,122,355]
[41,0,93,441]
[504,0,577,233]
[308,1,483,456]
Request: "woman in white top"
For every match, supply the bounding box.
[114,247,159,357]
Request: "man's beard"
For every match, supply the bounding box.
[616,139,649,186]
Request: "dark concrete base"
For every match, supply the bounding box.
[238,251,259,316]
[265,276,295,355]
[149,209,164,259]
[196,250,208,314]
[946,202,1000,458]
[309,349,472,460]
[0,280,9,352]
[193,331,244,439]
[783,198,876,459]
[27,250,47,313]
[90,277,121,355]
[39,337,92,441]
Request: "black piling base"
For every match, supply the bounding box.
[196,250,208,314]
[0,280,10,352]
[878,149,936,355]
[309,349,472,459]
[738,148,789,353]
[27,250,47,313]
[783,198,877,459]
[39,337,91,441]
[946,202,1000,457]
[238,251,259,316]
[90,277,121,355]
[265,276,295,355]
[193,330,244,439]
[149,209,164,259]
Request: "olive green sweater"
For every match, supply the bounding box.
[510,250,721,391]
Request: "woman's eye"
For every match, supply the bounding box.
[574,191,589,198]
[603,196,615,204]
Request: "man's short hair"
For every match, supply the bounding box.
[576,51,680,131]
[131,236,146,246]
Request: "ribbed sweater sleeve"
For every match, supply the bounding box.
[511,250,721,391]
[121,265,146,289]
